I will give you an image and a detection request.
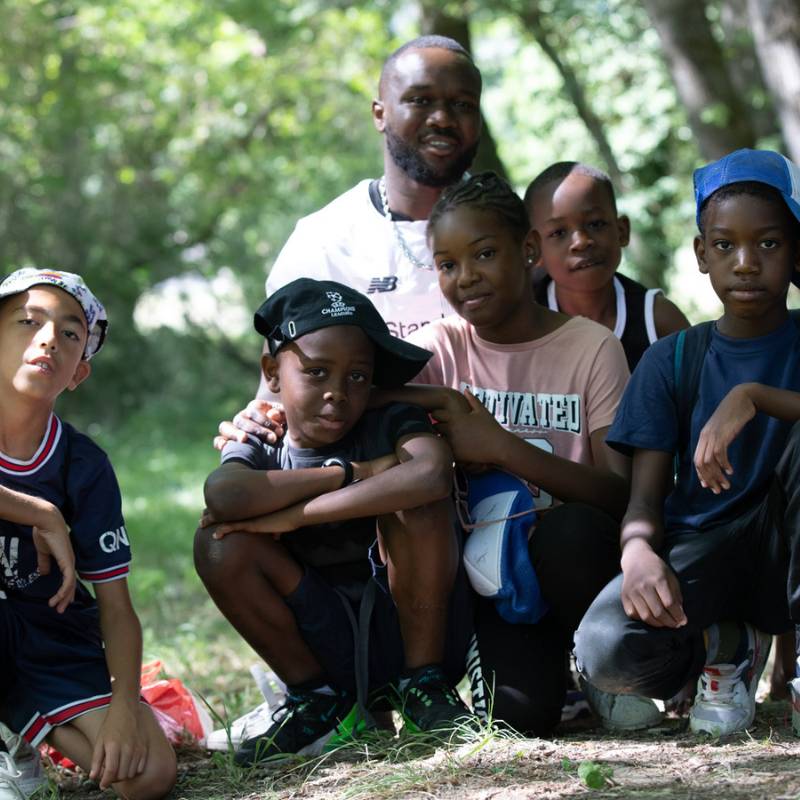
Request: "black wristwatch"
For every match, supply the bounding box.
[321,457,355,488]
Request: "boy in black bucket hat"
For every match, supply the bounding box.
[196,278,474,764]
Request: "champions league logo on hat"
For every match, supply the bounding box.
[254,278,433,388]
[322,291,356,319]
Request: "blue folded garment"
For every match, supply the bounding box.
[462,470,548,624]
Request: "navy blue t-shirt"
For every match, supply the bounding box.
[607,317,800,532]
[0,415,130,608]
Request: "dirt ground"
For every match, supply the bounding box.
[54,699,800,800]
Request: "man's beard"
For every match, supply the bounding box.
[385,126,478,188]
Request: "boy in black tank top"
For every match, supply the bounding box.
[524,161,689,371]
[524,163,694,725]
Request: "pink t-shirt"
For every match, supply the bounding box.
[407,314,630,510]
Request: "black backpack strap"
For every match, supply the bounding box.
[674,322,714,421]
[673,322,715,471]
[673,313,800,468]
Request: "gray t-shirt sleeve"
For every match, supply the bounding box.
[220,436,280,470]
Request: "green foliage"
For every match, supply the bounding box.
[563,758,615,789]
[1,0,786,422]
[578,759,615,788]
[1,0,395,422]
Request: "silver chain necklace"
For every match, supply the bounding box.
[378,176,433,271]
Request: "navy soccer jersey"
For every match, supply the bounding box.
[0,414,130,607]
[607,317,800,532]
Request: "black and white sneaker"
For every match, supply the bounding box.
[234,687,355,766]
[396,665,474,734]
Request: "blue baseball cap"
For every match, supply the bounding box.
[694,149,800,287]
[462,470,547,625]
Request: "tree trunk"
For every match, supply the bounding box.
[718,0,784,143]
[418,3,509,179]
[747,0,800,161]
[642,0,756,160]
[516,3,626,190]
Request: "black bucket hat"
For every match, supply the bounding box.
[255,278,432,387]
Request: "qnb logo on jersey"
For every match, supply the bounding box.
[367,277,398,294]
[99,526,129,554]
[321,291,356,319]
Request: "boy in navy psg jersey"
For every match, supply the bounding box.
[0,269,175,799]
[576,149,800,737]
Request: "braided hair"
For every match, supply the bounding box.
[427,172,530,243]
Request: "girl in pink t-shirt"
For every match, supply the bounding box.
[378,172,657,737]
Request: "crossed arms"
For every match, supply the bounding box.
[203,431,454,537]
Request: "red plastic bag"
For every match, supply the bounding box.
[41,660,212,767]
[140,660,212,745]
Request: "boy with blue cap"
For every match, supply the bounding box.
[196,278,474,764]
[575,149,800,736]
[0,269,176,798]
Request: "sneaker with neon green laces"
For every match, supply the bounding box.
[396,665,474,734]
[234,687,356,766]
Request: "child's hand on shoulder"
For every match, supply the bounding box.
[694,384,757,494]
[214,399,286,450]
[431,387,472,419]
[31,502,76,613]
[434,389,504,466]
[91,700,147,790]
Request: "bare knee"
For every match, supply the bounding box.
[194,525,257,588]
[380,499,456,551]
[118,750,177,800]
[194,525,302,599]
[402,497,453,532]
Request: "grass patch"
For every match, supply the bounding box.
[89,405,261,719]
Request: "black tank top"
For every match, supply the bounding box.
[532,272,661,371]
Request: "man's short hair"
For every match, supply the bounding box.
[379,35,481,95]
[523,161,618,216]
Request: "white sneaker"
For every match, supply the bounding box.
[0,753,25,800]
[690,624,771,736]
[560,689,591,722]
[0,727,44,798]
[206,665,287,751]
[580,678,663,731]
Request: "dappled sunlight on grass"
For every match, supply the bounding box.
[89,408,260,706]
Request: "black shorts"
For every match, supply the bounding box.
[0,594,112,745]
[284,541,473,696]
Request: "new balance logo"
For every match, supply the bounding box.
[367,277,398,294]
